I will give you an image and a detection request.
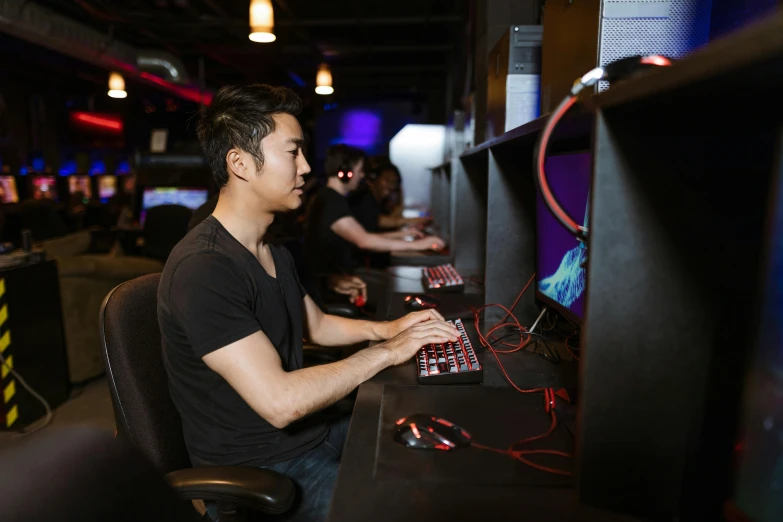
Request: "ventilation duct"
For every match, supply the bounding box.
[0,0,210,102]
[137,51,190,84]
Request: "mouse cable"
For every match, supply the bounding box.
[473,390,572,476]
[0,351,53,437]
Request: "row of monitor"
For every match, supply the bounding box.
[0,175,132,204]
[535,152,590,324]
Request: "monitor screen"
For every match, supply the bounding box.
[140,187,208,224]
[68,175,93,199]
[98,175,117,199]
[31,176,58,201]
[0,176,18,203]
[535,152,592,323]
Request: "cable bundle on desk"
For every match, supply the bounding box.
[470,273,572,476]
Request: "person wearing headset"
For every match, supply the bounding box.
[304,145,445,306]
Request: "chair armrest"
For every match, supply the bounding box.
[324,303,360,318]
[165,466,295,515]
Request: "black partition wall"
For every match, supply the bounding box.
[429,162,451,243]
[453,148,488,277]
[434,13,783,522]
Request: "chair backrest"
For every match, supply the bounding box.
[99,273,192,474]
[143,204,193,261]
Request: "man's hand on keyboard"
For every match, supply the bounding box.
[379,309,449,339]
[379,320,460,366]
[410,236,446,251]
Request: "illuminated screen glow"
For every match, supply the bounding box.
[69,175,93,198]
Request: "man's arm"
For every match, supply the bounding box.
[302,295,452,347]
[203,321,458,429]
[331,215,443,252]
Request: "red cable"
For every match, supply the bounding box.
[470,276,572,476]
[565,335,580,361]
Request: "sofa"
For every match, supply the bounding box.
[43,231,164,383]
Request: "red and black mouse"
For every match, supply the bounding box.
[404,294,440,311]
[394,414,472,451]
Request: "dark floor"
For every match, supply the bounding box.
[0,377,114,451]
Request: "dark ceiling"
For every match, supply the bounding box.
[33,0,470,112]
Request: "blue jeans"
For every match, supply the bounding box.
[207,415,350,522]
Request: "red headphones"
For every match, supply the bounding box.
[336,169,354,183]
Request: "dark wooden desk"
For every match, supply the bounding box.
[327,289,635,522]
[390,250,452,267]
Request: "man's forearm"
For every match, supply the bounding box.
[309,314,388,347]
[380,230,408,239]
[360,233,417,252]
[277,346,391,426]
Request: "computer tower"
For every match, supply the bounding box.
[540,0,713,113]
[485,26,542,141]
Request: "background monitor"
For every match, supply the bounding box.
[68,175,92,199]
[535,152,592,323]
[98,175,117,199]
[140,187,208,224]
[31,176,58,201]
[0,176,19,203]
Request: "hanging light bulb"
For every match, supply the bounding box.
[108,72,127,98]
[315,63,334,95]
[249,0,276,43]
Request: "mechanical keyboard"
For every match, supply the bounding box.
[422,264,464,292]
[416,319,482,384]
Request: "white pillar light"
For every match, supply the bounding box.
[108,72,127,98]
[315,63,334,95]
[249,0,276,43]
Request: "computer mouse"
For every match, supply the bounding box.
[404,294,441,311]
[394,414,472,451]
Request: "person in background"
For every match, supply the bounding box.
[349,160,424,268]
[371,161,431,230]
[158,84,458,522]
[304,145,445,308]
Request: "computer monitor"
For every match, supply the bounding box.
[98,175,117,199]
[0,176,19,203]
[535,152,592,324]
[68,175,93,199]
[31,176,58,201]
[140,187,208,224]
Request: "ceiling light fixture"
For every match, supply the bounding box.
[249,0,276,43]
[315,63,334,95]
[108,72,127,98]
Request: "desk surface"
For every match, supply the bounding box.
[328,286,636,522]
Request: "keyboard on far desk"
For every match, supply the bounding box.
[416,319,482,384]
[422,263,464,292]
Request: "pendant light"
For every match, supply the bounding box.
[249,0,276,43]
[315,63,334,95]
[108,72,127,98]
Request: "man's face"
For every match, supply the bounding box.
[345,157,365,193]
[226,113,310,212]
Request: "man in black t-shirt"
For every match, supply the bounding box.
[157,85,458,522]
[304,146,445,302]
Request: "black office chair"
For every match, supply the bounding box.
[143,204,193,261]
[100,273,295,522]
[0,426,201,522]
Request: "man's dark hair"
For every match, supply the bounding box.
[324,144,366,178]
[197,84,302,187]
[372,161,401,184]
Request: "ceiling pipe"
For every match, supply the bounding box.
[0,0,211,103]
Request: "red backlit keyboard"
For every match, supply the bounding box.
[422,264,464,293]
[416,319,482,384]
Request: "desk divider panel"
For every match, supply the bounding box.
[484,146,538,324]
[454,150,489,276]
[580,68,783,519]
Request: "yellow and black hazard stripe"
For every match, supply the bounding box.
[0,277,17,428]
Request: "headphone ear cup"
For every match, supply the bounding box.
[347,171,353,179]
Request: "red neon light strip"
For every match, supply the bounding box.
[73,113,123,132]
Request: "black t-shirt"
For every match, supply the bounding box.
[158,216,327,467]
[304,187,355,275]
